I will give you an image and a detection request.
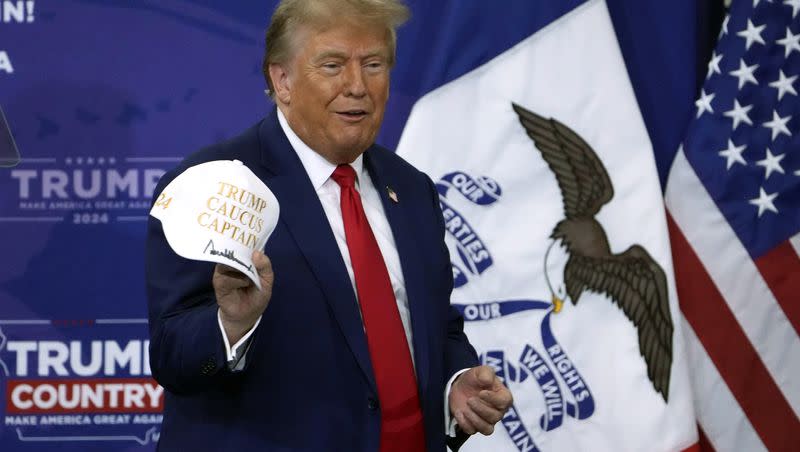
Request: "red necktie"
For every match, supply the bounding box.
[331,164,427,452]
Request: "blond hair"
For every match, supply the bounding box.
[262,0,410,94]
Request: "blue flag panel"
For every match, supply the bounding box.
[683,1,800,258]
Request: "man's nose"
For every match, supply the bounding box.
[343,63,367,97]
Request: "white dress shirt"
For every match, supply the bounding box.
[218,108,467,436]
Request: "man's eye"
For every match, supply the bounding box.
[322,63,340,70]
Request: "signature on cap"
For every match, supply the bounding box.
[203,239,254,274]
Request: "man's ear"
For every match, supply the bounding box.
[268,63,292,105]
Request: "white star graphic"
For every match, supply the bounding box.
[749,187,779,217]
[785,0,800,17]
[777,27,800,57]
[795,168,800,176]
[737,19,766,50]
[720,15,729,38]
[723,100,754,130]
[729,59,759,89]
[695,89,715,118]
[756,148,786,179]
[763,110,792,140]
[707,51,723,79]
[769,70,798,100]
[718,139,747,169]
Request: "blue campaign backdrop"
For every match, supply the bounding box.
[0,1,713,450]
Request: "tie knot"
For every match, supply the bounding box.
[331,164,357,188]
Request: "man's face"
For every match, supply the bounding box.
[277,21,391,164]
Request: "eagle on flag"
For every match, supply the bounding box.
[512,102,674,401]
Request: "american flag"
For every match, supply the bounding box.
[665,0,800,450]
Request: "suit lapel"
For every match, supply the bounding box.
[364,150,431,402]
[255,112,376,392]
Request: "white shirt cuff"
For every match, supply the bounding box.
[217,310,261,362]
[444,368,471,437]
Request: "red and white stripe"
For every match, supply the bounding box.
[665,148,800,452]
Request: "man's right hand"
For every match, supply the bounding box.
[214,250,274,344]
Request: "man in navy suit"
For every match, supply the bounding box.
[146,0,512,450]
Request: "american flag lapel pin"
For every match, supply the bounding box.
[386,186,399,203]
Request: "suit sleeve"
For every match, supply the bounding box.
[145,169,253,394]
[425,174,480,378]
[423,175,480,451]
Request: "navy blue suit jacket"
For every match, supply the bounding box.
[145,110,479,451]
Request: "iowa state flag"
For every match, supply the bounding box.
[397,1,699,450]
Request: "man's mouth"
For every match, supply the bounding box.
[336,110,368,121]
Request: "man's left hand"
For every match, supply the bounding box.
[449,365,513,436]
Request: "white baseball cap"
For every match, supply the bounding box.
[150,160,280,289]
